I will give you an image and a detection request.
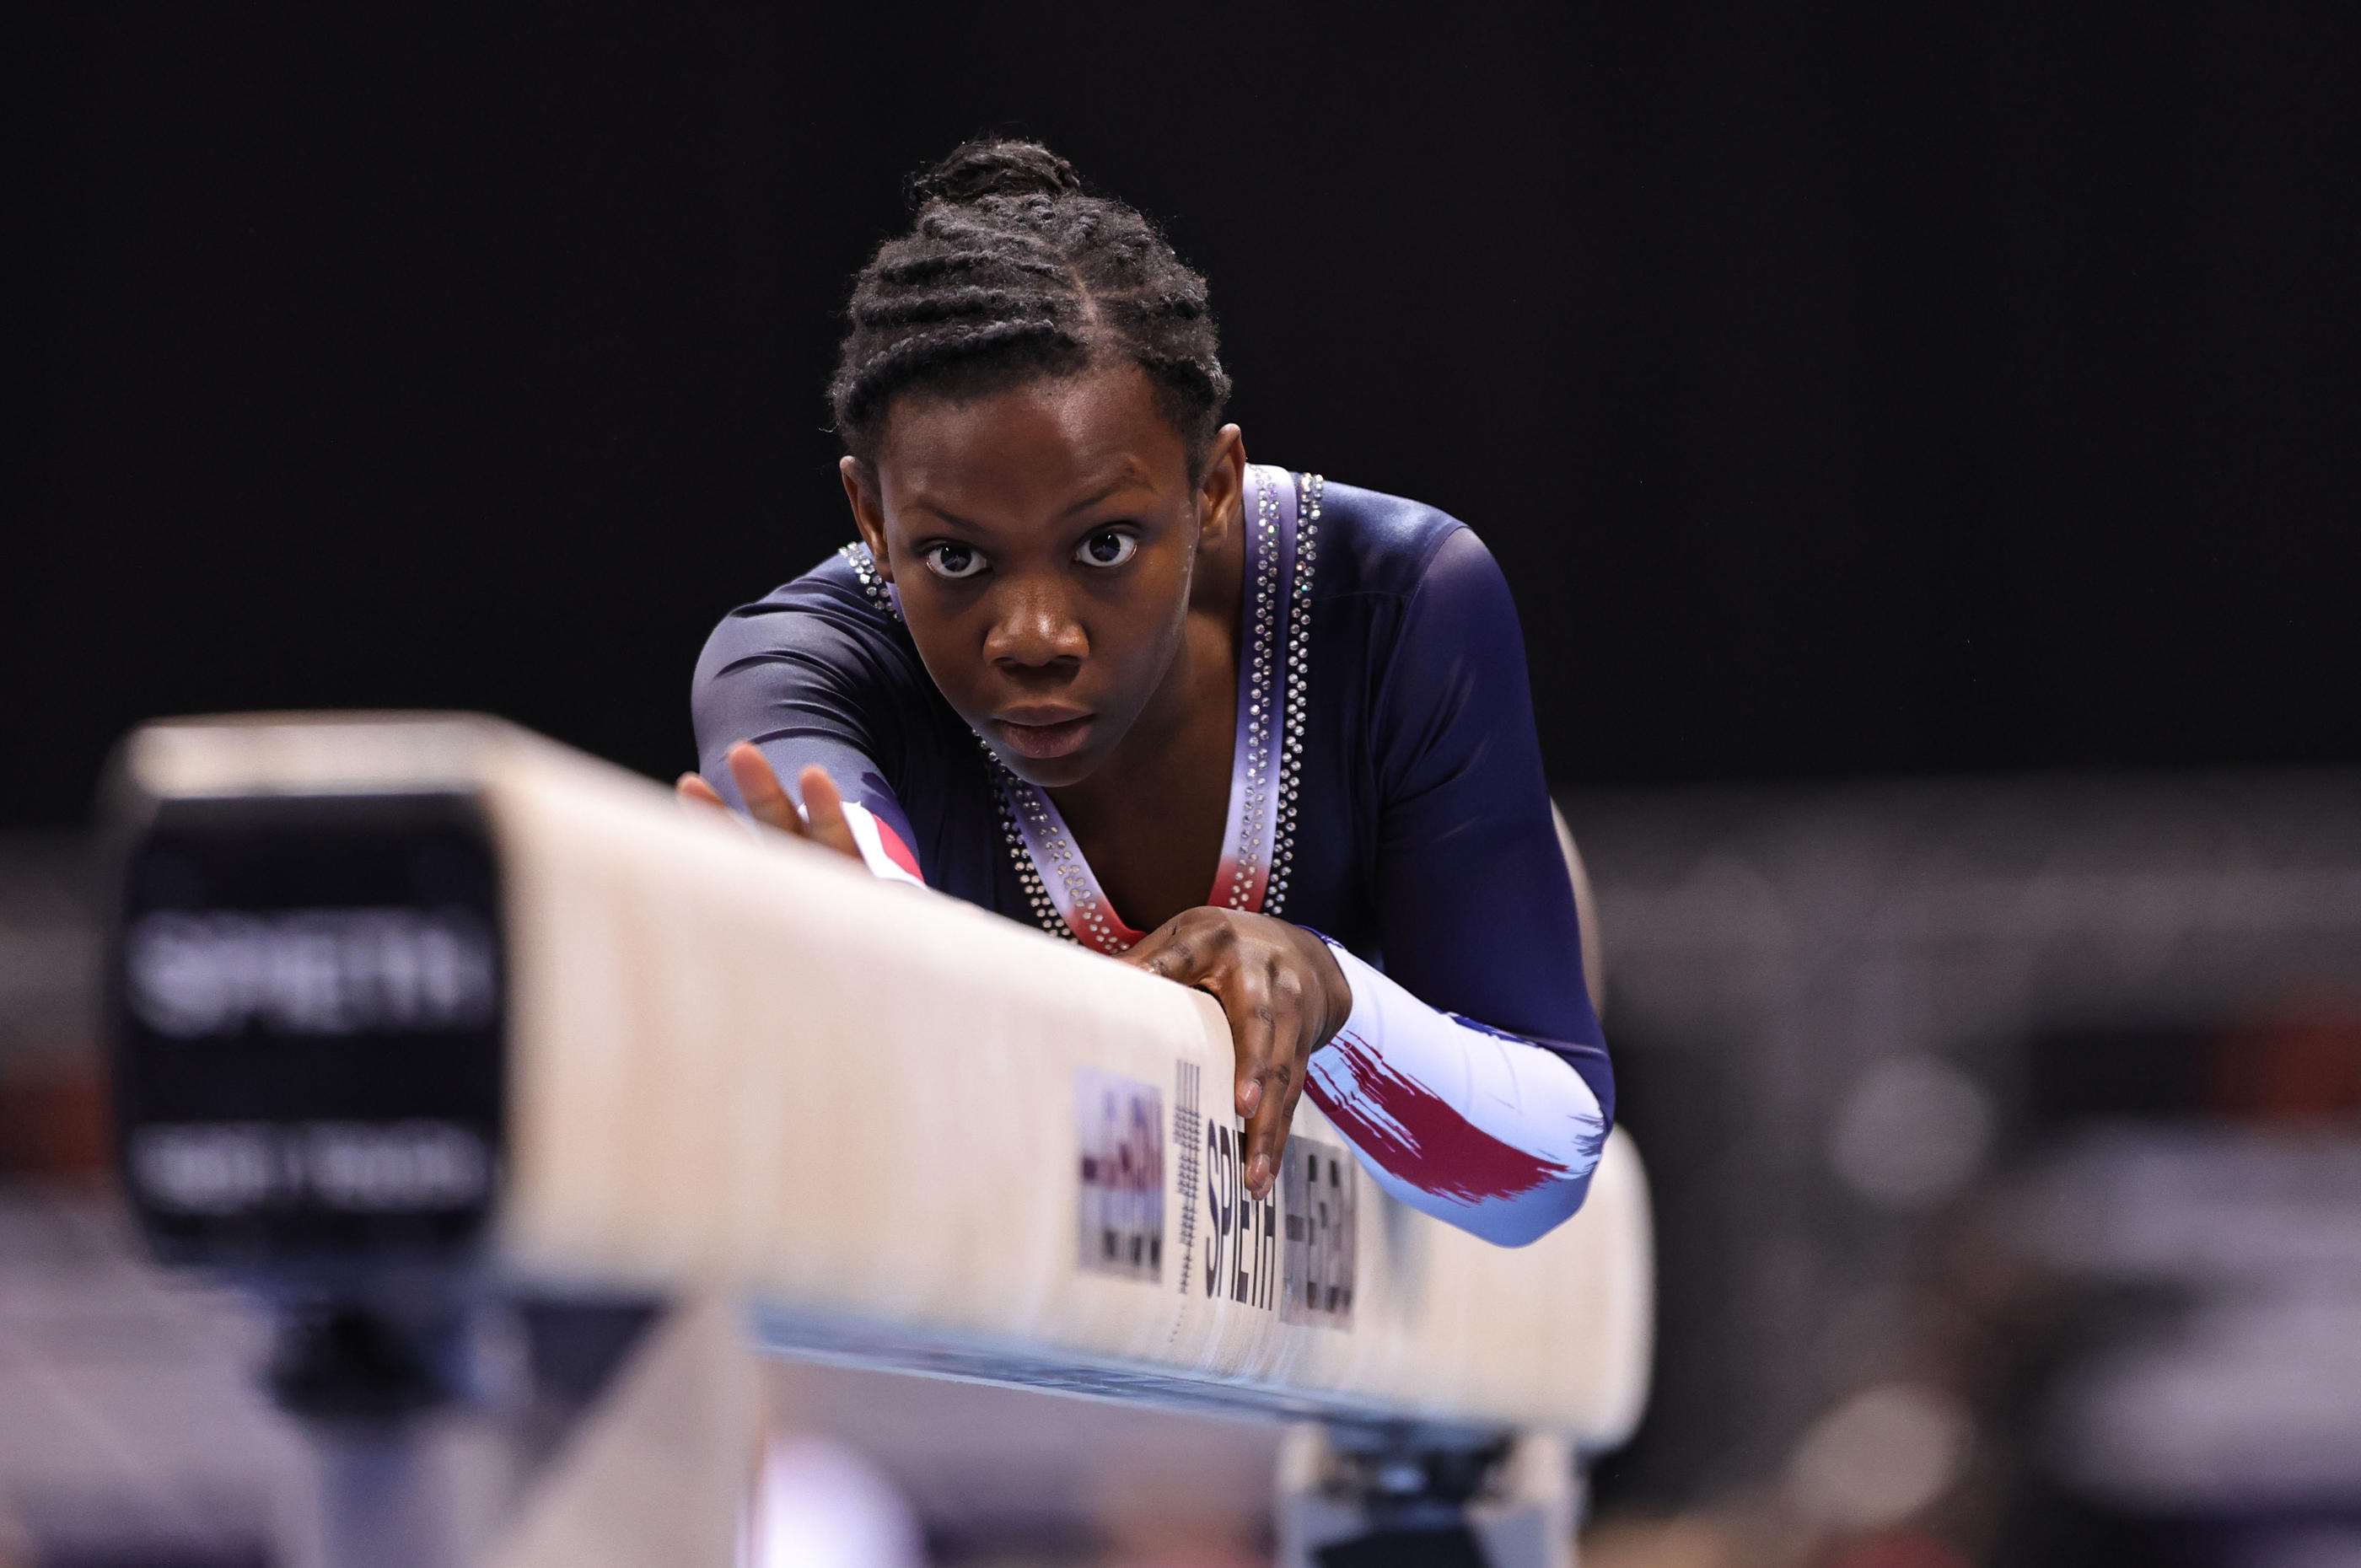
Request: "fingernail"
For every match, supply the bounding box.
[1240,1080,1262,1115]
[1249,1154,1272,1195]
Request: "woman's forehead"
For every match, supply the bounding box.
[877,367,1190,531]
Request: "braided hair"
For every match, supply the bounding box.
[830,140,1231,472]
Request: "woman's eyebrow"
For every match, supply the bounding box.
[1057,476,1155,519]
[901,475,1154,532]
[901,497,987,534]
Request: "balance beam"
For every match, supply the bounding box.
[108,714,1651,1447]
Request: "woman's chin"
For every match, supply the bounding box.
[994,752,1101,791]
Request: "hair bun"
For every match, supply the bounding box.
[909,139,1084,207]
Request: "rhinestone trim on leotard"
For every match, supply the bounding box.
[1216,475,1285,914]
[840,542,900,620]
[985,738,1111,948]
[1267,470,1320,919]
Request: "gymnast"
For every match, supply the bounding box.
[684,140,1610,1246]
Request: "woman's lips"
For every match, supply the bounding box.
[993,714,1094,760]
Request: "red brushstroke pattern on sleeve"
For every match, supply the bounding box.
[872,818,922,882]
[1305,1029,1571,1204]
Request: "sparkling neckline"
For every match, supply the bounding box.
[841,541,899,620]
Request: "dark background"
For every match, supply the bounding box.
[11,4,2356,830]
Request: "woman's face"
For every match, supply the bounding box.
[844,362,1243,789]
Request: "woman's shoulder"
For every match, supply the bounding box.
[710,543,895,628]
[691,544,923,706]
[1302,475,1493,608]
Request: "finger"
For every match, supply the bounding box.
[796,765,863,862]
[1223,965,1289,1199]
[675,771,728,813]
[1116,922,1202,985]
[725,742,808,837]
[1256,1036,1311,1201]
[1241,963,1313,1200]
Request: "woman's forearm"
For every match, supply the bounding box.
[1305,942,1607,1247]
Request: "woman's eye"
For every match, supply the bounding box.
[924,543,985,580]
[1074,530,1137,569]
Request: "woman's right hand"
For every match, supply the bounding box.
[676,741,865,866]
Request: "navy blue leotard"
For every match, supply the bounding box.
[693,465,1612,1243]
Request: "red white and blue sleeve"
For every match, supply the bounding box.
[1302,527,1612,1247]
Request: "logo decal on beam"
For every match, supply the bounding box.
[1202,1118,1279,1309]
[1075,1069,1164,1281]
[1173,1061,1202,1296]
[1282,1138,1357,1327]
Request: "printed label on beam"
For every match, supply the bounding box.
[1281,1136,1357,1327]
[1075,1069,1164,1282]
[1202,1118,1279,1310]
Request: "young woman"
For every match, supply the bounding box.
[685,141,1609,1246]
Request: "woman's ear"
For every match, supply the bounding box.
[840,455,894,582]
[1195,424,1247,547]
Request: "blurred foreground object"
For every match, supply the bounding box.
[102,712,1653,1565]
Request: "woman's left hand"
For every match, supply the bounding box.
[676,744,865,866]
[1119,909,1354,1200]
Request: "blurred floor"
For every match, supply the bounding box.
[768,1360,1277,1560]
[0,1184,307,1567]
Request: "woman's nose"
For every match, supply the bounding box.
[982,578,1088,668]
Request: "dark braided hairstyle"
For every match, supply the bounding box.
[829,139,1231,473]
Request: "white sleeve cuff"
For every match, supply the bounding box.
[835,802,926,888]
